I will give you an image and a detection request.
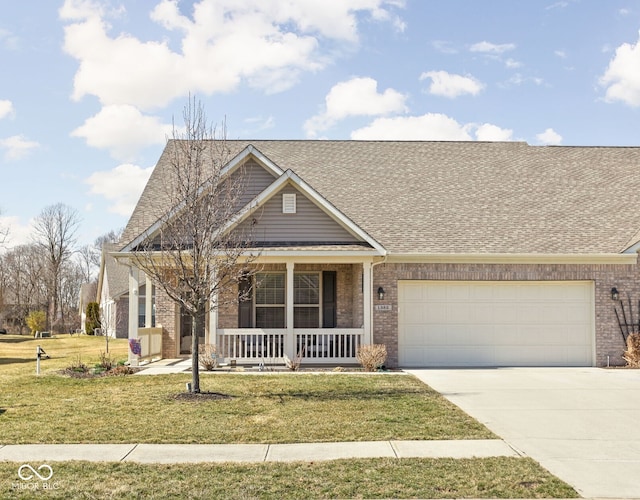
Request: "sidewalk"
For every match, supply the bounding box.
[0,440,518,463]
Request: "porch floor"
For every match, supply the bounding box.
[134,358,364,375]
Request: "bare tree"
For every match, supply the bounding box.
[33,204,80,332]
[92,228,123,268]
[0,209,8,248]
[130,98,258,393]
[76,244,96,284]
[59,260,85,332]
[1,244,48,333]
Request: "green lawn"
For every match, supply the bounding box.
[0,458,578,499]
[1,335,491,443]
[0,335,579,498]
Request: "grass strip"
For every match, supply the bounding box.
[0,457,579,499]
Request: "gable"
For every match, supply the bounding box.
[235,183,361,245]
[233,159,278,209]
[122,140,640,256]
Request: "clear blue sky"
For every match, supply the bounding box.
[1,0,640,247]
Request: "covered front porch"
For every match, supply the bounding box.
[127,255,377,366]
[217,328,364,364]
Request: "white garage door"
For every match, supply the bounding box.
[398,281,594,367]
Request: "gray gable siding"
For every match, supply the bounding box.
[234,160,278,209]
[237,185,360,244]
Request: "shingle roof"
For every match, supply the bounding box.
[121,140,640,255]
[103,243,129,297]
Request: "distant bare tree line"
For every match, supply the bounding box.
[0,204,121,334]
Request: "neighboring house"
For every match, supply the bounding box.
[78,282,97,333]
[96,243,156,339]
[96,243,130,338]
[112,140,640,368]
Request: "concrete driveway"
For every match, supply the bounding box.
[408,367,640,499]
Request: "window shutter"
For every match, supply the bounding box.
[282,193,296,214]
[322,271,337,328]
[238,276,253,328]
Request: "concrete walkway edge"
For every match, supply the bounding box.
[0,440,518,464]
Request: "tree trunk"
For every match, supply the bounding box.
[190,303,204,393]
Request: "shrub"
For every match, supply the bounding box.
[63,356,90,376]
[624,332,640,367]
[198,344,219,371]
[284,350,304,371]
[26,310,47,335]
[97,351,114,371]
[107,365,137,376]
[85,302,101,335]
[357,344,388,372]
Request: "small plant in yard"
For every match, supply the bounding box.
[97,351,114,371]
[26,310,47,335]
[198,344,219,371]
[107,365,138,376]
[284,348,304,371]
[357,344,388,371]
[63,356,91,377]
[624,332,640,367]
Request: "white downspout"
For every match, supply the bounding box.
[369,255,388,346]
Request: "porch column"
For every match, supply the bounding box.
[128,266,140,366]
[286,261,295,358]
[208,270,218,347]
[363,261,372,345]
[144,273,153,328]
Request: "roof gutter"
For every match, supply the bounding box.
[385,253,637,265]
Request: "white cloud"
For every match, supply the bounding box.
[475,123,513,141]
[0,100,14,119]
[84,163,154,216]
[600,31,640,107]
[351,113,516,142]
[431,40,458,54]
[60,0,404,109]
[505,58,522,68]
[0,215,34,248]
[71,105,172,161]
[0,135,39,161]
[470,41,516,54]
[420,70,484,98]
[305,77,407,137]
[545,1,569,10]
[500,73,544,88]
[0,28,19,50]
[554,50,567,59]
[244,115,276,131]
[536,128,562,145]
[351,113,473,140]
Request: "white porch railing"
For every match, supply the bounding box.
[217,328,363,364]
[138,327,163,360]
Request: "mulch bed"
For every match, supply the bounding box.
[60,365,141,378]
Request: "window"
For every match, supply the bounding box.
[294,273,320,328]
[138,298,156,327]
[244,271,336,329]
[255,273,285,328]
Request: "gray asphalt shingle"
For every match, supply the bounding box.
[121,140,640,255]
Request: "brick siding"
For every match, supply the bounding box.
[373,262,640,368]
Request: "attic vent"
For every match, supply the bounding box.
[282,193,296,214]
